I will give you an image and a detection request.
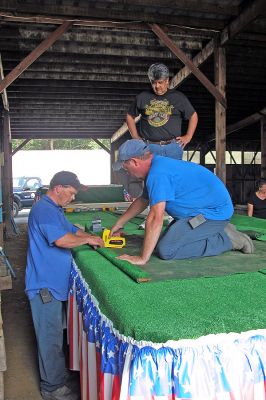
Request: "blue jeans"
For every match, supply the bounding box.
[30,293,67,392]
[156,218,232,260]
[148,141,183,160]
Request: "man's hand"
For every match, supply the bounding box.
[87,235,104,249]
[110,224,124,237]
[175,133,192,148]
[176,111,198,148]
[116,254,147,265]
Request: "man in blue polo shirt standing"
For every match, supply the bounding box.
[111,140,254,265]
[25,171,104,400]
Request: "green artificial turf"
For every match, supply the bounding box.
[68,211,266,282]
[67,210,143,234]
[72,244,266,342]
[69,211,266,342]
[231,214,266,240]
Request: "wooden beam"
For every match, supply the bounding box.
[0,7,224,30]
[0,54,9,111]
[11,138,32,156]
[0,21,73,94]
[111,117,141,143]
[207,106,266,143]
[170,39,215,88]
[220,0,266,45]
[1,110,14,237]
[261,117,266,179]
[214,45,226,183]
[93,138,111,154]
[226,107,266,135]
[170,0,265,89]
[149,23,226,107]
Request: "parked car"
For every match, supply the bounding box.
[13,176,42,217]
[34,185,49,203]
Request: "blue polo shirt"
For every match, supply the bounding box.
[25,195,78,301]
[143,156,233,220]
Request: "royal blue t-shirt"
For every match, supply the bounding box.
[25,195,78,301]
[143,156,233,220]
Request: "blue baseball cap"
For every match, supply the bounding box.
[112,139,149,171]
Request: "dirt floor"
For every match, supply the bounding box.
[2,223,42,400]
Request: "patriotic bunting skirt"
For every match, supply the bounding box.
[68,262,266,400]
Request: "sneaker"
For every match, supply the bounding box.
[224,223,255,254]
[41,384,80,400]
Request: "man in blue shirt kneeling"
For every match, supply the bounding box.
[111,140,254,266]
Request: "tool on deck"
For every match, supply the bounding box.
[102,229,126,248]
[0,247,16,279]
[90,217,103,233]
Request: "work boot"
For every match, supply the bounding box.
[65,370,80,392]
[41,384,80,400]
[224,223,255,254]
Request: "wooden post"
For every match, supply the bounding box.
[200,144,207,166]
[1,110,14,238]
[110,142,116,184]
[261,117,266,179]
[214,45,226,183]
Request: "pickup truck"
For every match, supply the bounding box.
[13,176,42,217]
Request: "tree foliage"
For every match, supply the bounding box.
[12,138,110,151]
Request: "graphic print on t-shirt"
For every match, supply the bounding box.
[145,98,173,127]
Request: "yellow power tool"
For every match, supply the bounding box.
[102,229,126,248]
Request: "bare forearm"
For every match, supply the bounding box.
[247,203,253,217]
[141,213,164,262]
[126,113,142,139]
[115,197,149,227]
[55,233,91,248]
[55,231,104,248]
[185,111,198,139]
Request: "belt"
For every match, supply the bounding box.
[145,138,176,145]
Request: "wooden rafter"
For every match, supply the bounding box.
[0,21,73,94]
[0,11,218,36]
[226,107,266,136]
[0,53,9,111]
[111,118,140,144]
[170,0,265,89]
[11,138,32,156]
[93,138,111,154]
[208,106,266,142]
[111,0,265,142]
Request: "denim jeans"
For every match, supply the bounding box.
[156,218,232,260]
[30,293,67,392]
[148,141,183,160]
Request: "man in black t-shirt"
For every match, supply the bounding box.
[126,63,198,160]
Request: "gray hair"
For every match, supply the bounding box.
[148,63,169,82]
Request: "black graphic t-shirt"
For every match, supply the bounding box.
[247,192,266,219]
[128,89,195,141]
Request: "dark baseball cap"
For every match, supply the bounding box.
[50,171,82,190]
[112,139,149,171]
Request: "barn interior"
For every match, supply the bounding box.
[0,0,265,226]
[0,1,265,399]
